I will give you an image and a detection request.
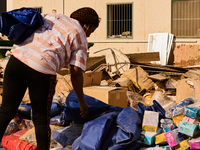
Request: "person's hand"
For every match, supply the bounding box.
[79,100,88,118]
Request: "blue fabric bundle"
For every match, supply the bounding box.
[72,112,119,150]
[53,124,84,147]
[16,101,63,120]
[63,91,142,150]
[137,100,166,121]
[0,7,44,44]
[72,107,142,150]
[62,90,123,124]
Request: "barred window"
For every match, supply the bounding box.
[107,3,133,39]
[33,7,42,13]
[172,0,200,37]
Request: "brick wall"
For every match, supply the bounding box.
[173,44,200,66]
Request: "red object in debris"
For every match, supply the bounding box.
[2,129,38,150]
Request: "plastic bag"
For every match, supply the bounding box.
[165,97,194,118]
[52,124,83,148]
[4,119,19,136]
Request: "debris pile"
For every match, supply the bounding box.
[0,46,200,150]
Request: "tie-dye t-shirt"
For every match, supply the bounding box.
[12,13,88,75]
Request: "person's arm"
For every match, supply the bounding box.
[70,65,88,118]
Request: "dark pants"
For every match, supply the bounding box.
[0,55,56,150]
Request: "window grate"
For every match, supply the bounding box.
[107,3,133,39]
[172,0,200,37]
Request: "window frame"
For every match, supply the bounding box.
[171,0,200,38]
[106,3,133,39]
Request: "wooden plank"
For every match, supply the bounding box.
[126,52,160,63]
[86,52,159,71]
[86,56,105,66]
[145,70,184,76]
[147,70,183,75]
[86,56,106,71]
[148,74,167,81]
[130,63,188,73]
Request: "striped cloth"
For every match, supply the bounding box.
[12,13,88,75]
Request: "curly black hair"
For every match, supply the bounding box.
[70,7,100,28]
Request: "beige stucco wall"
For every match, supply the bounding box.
[7,0,64,13]
[6,0,200,57]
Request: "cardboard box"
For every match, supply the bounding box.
[164,131,179,147]
[83,71,102,87]
[183,103,200,119]
[179,120,197,137]
[172,115,185,127]
[182,116,197,124]
[155,132,167,145]
[83,86,128,107]
[140,147,167,150]
[55,71,102,97]
[174,140,190,150]
[189,136,200,149]
[140,128,162,145]
[142,110,159,133]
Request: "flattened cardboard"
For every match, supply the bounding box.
[83,86,128,107]
[121,66,154,90]
[55,71,102,97]
[176,79,195,103]
[176,78,200,103]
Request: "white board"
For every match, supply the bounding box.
[147,33,174,65]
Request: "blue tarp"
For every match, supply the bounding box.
[53,124,84,148]
[0,7,44,44]
[62,90,142,150]
[137,100,166,121]
[16,101,63,120]
[62,90,123,124]
[72,107,142,150]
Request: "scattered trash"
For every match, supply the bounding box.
[1,44,200,150]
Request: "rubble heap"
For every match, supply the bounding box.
[1,46,200,150]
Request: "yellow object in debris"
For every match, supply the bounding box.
[172,115,185,127]
[142,110,159,133]
[143,93,153,106]
[155,132,166,145]
[174,140,190,150]
[142,125,157,133]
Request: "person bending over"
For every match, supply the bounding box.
[0,7,100,150]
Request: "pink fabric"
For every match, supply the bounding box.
[12,13,88,75]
